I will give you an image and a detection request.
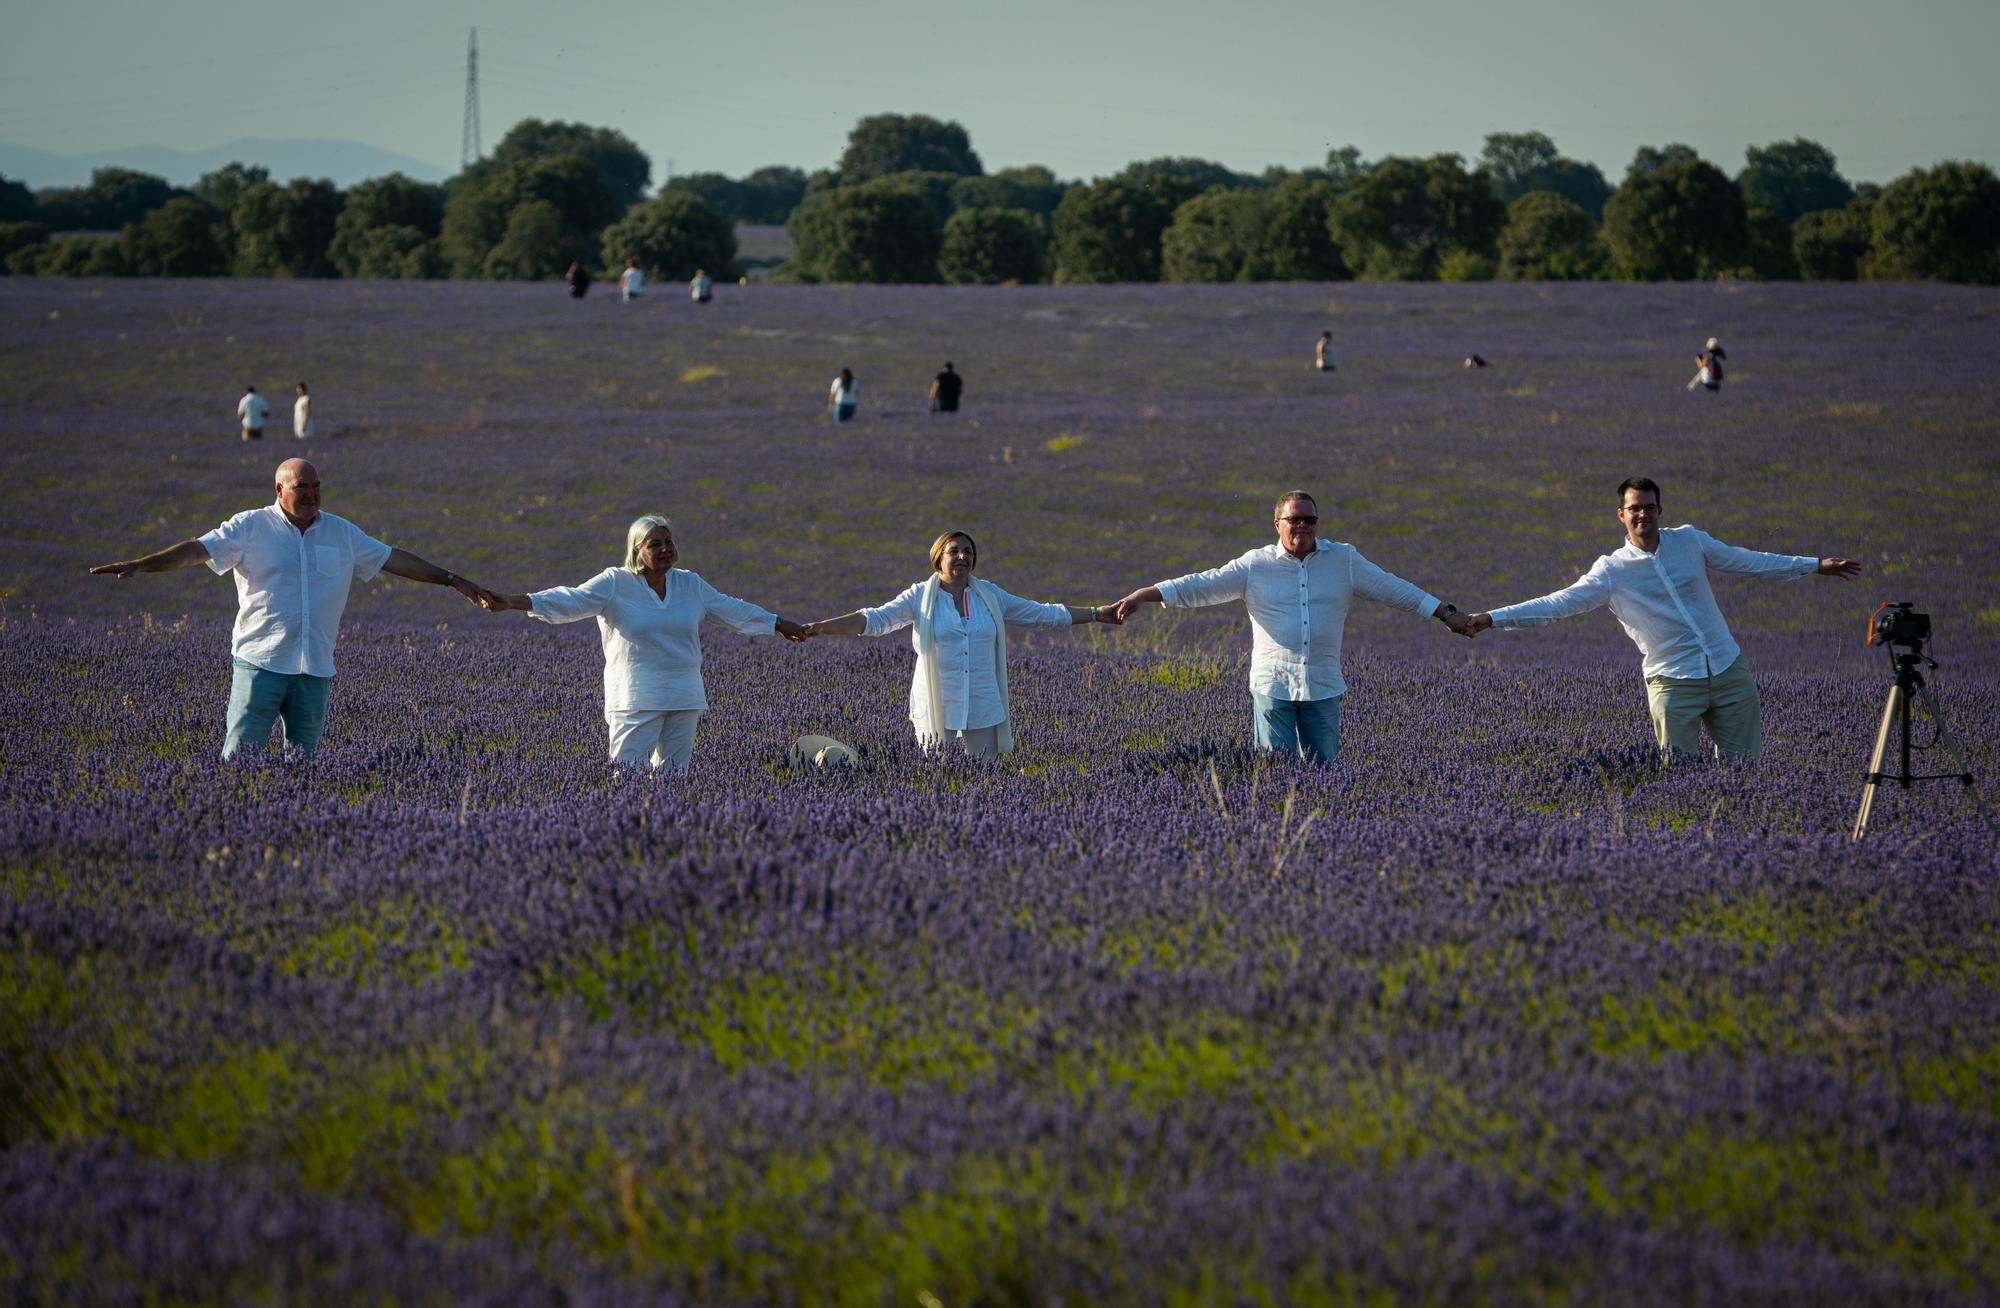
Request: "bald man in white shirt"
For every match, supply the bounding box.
[90,458,496,760]
[1464,476,1861,760]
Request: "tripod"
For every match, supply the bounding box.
[1852,644,1991,839]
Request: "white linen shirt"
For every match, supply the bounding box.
[237,392,269,430]
[1157,539,1440,702]
[861,580,1070,731]
[1488,525,1816,680]
[528,567,776,714]
[199,504,392,677]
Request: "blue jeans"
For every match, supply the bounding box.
[223,658,332,759]
[1252,692,1341,764]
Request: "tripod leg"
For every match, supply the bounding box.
[1911,681,1998,829]
[1852,685,1901,841]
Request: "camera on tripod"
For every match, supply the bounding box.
[1866,601,1930,649]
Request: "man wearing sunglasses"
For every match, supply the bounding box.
[1112,490,1471,763]
[1463,476,1862,760]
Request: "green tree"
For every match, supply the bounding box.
[37,167,179,230]
[1602,158,1746,279]
[1321,146,1374,192]
[1162,189,1270,281]
[489,119,651,211]
[1328,154,1503,280]
[23,234,129,276]
[938,208,1047,284]
[1792,200,1872,281]
[440,156,618,278]
[328,174,444,278]
[1496,191,1606,280]
[786,184,940,283]
[0,221,49,269]
[1737,138,1854,225]
[1261,176,1347,280]
[867,170,960,226]
[231,178,343,277]
[333,225,443,279]
[737,166,808,224]
[949,167,1066,220]
[0,175,35,223]
[482,200,569,280]
[120,197,228,276]
[191,163,270,217]
[601,191,739,279]
[838,114,982,183]
[1050,176,1193,283]
[1626,144,1700,180]
[1118,157,1249,192]
[1738,207,1798,280]
[662,173,744,221]
[1869,161,2000,284]
[1479,132,1611,216]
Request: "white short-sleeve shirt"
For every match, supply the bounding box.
[238,393,269,430]
[198,504,393,677]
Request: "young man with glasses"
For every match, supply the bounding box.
[1113,490,1471,763]
[1463,477,1862,760]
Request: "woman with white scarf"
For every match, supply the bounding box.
[483,514,805,769]
[800,531,1119,759]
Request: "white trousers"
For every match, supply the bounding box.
[923,724,1001,760]
[607,709,701,770]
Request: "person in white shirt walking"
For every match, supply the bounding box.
[799,531,1121,760]
[1463,477,1861,760]
[1112,490,1472,763]
[620,259,645,301]
[481,515,807,770]
[292,381,313,440]
[237,385,269,441]
[89,459,495,760]
[828,368,857,423]
[689,268,712,303]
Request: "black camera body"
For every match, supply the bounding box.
[1868,602,1930,648]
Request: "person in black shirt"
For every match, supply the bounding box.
[928,361,963,413]
[565,260,592,299]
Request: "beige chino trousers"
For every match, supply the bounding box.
[1644,655,1761,761]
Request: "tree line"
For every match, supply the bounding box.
[3,115,1995,285]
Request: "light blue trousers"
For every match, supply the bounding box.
[1251,692,1342,764]
[223,658,332,759]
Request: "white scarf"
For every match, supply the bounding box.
[913,575,1014,755]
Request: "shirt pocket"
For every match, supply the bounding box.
[314,545,344,577]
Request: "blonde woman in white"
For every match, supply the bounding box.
[799,531,1119,759]
[484,515,805,769]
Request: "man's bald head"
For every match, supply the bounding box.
[274,459,321,528]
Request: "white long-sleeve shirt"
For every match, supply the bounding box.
[528,567,776,713]
[199,504,392,677]
[861,578,1070,732]
[1157,539,1440,702]
[1488,525,1816,680]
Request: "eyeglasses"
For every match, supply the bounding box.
[1276,515,1318,526]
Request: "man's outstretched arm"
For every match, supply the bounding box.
[379,547,496,607]
[1817,558,1862,578]
[89,539,210,578]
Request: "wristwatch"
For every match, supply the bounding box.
[1436,603,1458,620]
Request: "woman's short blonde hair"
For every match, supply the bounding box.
[625,514,674,571]
[928,530,977,575]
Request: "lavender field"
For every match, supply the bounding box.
[4,276,2000,1304]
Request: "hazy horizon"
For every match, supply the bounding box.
[4,0,1996,189]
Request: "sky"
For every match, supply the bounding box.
[3,0,1996,187]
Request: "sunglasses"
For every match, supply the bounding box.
[1276,514,1319,526]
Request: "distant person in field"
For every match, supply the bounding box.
[797,531,1122,760]
[928,361,962,413]
[1689,338,1725,391]
[88,459,495,760]
[689,268,712,303]
[1112,491,1473,764]
[238,385,268,441]
[292,382,313,440]
[620,258,645,301]
[1464,354,1488,369]
[566,260,592,298]
[829,368,857,423]
[1315,330,1336,372]
[480,515,806,770]
[1461,477,1862,761]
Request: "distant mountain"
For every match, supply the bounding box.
[0,139,453,190]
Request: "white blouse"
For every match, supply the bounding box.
[861,578,1070,732]
[529,567,776,713]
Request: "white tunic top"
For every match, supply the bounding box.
[861,578,1070,733]
[293,394,313,438]
[199,504,392,677]
[1489,525,1815,680]
[528,567,776,713]
[1157,538,1440,702]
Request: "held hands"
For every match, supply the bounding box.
[776,618,809,642]
[1111,590,1155,623]
[1090,604,1124,625]
[447,574,503,609]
